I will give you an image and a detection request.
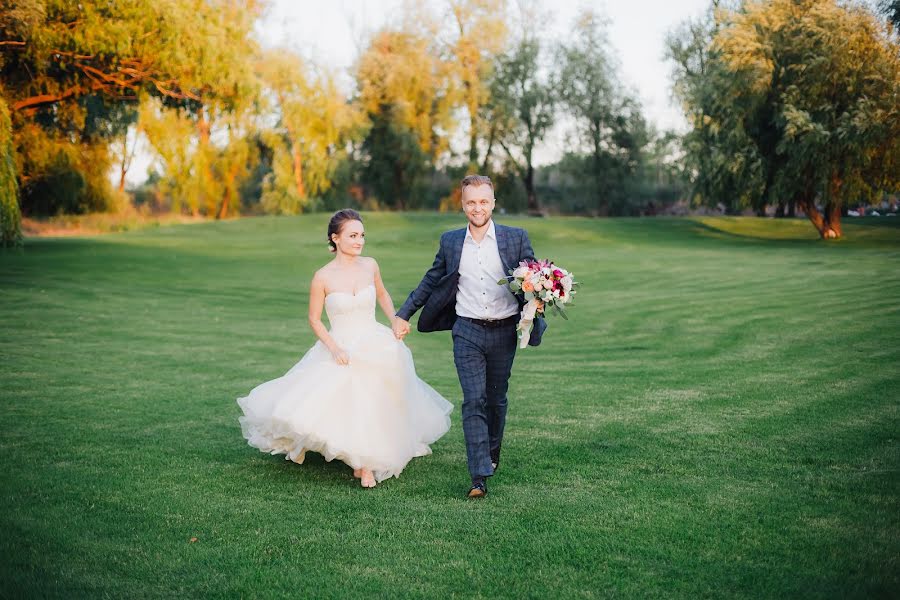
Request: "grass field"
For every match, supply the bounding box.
[1,214,898,598]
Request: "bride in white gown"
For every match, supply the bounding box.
[237,209,452,488]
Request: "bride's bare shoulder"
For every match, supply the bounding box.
[311,260,338,287]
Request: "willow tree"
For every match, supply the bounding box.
[558,9,650,216]
[257,50,363,214]
[672,0,900,238]
[489,35,556,214]
[1,0,261,220]
[667,3,768,215]
[355,29,456,209]
[0,94,19,247]
[445,0,508,171]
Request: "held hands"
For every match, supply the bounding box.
[392,317,411,341]
[330,346,350,366]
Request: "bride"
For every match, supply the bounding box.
[237,209,452,488]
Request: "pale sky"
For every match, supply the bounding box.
[125,0,711,185]
[256,0,712,132]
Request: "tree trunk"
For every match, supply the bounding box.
[524,163,541,215]
[787,200,796,218]
[797,197,841,239]
[480,123,496,174]
[468,119,478,171]
[775,201,785,218]
[592,154,607,216]
[292,143,306,199]
[825,201,842,238]
[197,108,211,216]
[118,131,136,194]
[197,112,210,145]
[825,174,844,237]
[217,162,241,220]
[393,163,406,211]
[118,135,127,193]
[217,189,230,220]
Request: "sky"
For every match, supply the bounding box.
[124,0,712,185]
[256,0,712,129]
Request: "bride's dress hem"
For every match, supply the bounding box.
[237,408,449,483]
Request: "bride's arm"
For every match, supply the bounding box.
[371,259,398,327]
[308,275,349,365]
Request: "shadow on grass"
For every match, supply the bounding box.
[688,216,900,248]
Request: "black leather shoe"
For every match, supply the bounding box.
[490,447,501,473]
[467,479,487,498]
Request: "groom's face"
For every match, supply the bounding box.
[461,184,495,228]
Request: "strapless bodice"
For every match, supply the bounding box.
[325,284,376,330]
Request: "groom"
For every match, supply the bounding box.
[393,175,546,498]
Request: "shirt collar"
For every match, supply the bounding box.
[465,219,496,242]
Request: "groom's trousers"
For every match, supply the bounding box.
[451,316,518,479]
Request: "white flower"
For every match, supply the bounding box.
[513,266,530,279]
[561,275,573,291]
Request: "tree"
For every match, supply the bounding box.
[1,0,261,222]
[879,0,900,28]
[1,0,261,115]
[713,0,900,238]
[355,29,455,208]
[557,9,650,215]
[444,0,508,171]
[257,50,363,214]
[489,36,555,214]
[667,2,766,215]
[138,97,201,215]
[0,94,20,246]
[13,94,126,216]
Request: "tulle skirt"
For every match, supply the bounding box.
[237,321,452,482]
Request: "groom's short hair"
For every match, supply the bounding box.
[461,174,493,191]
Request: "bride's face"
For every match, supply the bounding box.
[332,219,365,256]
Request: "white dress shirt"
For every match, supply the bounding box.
[455,220,520,320]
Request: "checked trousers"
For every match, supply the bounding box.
[451,317,518,479]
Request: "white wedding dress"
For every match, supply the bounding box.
[237,284,452,482]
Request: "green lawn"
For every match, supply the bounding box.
[1,214,898,598]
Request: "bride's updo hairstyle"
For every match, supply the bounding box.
[327,209,363,252]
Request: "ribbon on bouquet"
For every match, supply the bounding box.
[517,298,541,349]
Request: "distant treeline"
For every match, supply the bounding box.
[1,0,898,245]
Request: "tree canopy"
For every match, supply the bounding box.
[3,0,896,246]
[669,0,900,238]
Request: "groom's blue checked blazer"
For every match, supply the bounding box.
[397,223,547,346]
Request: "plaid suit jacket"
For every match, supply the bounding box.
[396,223,547,347]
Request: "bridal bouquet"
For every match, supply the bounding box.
[499,259,578,348]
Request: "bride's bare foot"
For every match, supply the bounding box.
[360,469,376,488]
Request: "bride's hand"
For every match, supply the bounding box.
[330,347,350,365]
[392,317,411,340]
